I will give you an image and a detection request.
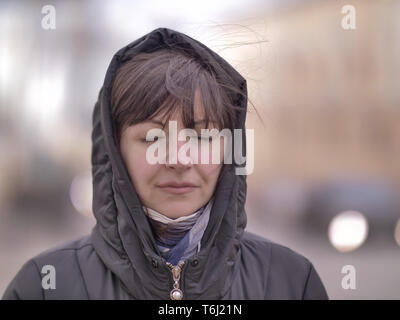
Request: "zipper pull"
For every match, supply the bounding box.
[166,260,185,300]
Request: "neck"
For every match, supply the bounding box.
[143,204,206,249]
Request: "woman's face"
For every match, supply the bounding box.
[120,99,224,219]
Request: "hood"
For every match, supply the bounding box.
[90,27,248,300]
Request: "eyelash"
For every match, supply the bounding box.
[141,136,212,143]
[198,136,213,141]
[141,137,159,143]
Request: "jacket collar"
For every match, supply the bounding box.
[90,27,248,299]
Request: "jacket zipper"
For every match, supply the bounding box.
[166,260,185,300]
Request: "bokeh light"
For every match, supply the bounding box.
[69,171,93,217]
[394,219,400,247]
[328,210,369,252]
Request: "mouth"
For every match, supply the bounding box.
[158,181,198,195]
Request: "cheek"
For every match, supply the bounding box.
[121,145,159,188]
[196,163,222,184]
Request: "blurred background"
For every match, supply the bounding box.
[1,0,399,299]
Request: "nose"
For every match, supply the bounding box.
[166,139,194,170]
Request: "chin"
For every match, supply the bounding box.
[162,203,200,218]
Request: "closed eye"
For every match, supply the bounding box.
[198,135,213,141]
[141,136,160,143]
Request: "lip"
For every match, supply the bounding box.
[158,181,198,194]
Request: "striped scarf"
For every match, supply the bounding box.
[143,197,214,266]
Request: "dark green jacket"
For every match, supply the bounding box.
[2,27,328,300]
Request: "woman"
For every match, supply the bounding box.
[2,27,328,300]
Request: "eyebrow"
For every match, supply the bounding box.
[144,119,215,126]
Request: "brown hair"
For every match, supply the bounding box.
[110,48,246,146]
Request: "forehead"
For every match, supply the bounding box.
[120,86,221,135]
[152,88,205,123]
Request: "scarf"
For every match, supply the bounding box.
[142,196,214,266]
